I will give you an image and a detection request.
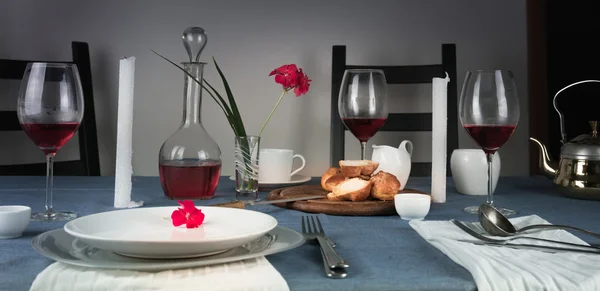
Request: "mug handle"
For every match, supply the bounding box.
[290,154,306,177]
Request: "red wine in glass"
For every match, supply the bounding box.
[21,122,80,155]
[18,62,85,221]
[159,160,222,199]
[459,69,520,216]
[463,124,517,154]
[338,69,388,159]
[342,117,387,142]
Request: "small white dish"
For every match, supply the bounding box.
[394,193,431,221]
[64,206,278,259]
[228,174,311,189]
[0,205,31,239]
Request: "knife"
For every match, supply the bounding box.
[210,195,326,209]
[457,239,600,255]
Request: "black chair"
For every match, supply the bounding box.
[330,44,458,176]
[0,41,101,176]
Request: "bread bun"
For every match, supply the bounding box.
[324,173,346,191]
[321,167,340,190]
[326,178,371,202]
[370,171,401,201]
[339,160,379,177]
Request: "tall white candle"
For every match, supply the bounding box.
[431,73,450,203]
[114,57,143,208]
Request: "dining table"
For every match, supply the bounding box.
[1,175,600,291]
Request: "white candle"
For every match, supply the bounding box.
[431,73,450,203]
[114,57,143,208]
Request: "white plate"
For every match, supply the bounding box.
[229,174,311,189]
[64,206,278,259]
[32,227,305,271]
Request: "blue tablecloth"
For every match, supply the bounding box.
[1,176,599,291]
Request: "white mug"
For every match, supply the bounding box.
[450,149,501,195]
[259,149,306,183]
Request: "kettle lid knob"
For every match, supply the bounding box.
[590,121,598,138]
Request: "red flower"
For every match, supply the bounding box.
[269,64,311,96]
[293,69,311,97]
[269,64,299,89]
[171,200,205,228]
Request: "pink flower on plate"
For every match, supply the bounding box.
[171,200,205,228]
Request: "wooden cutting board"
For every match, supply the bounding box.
[267,185,429,216]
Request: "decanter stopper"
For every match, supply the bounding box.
[182,27,207,62]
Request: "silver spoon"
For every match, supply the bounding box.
[479,203,600,239]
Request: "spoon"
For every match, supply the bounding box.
[478,203,600,239]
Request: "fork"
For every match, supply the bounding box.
[302,216,349,269]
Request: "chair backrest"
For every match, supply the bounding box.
[0,41,101,176]
[330,44,458,176]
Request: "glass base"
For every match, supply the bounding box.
[236,190,258,202]
[464,205,517,216]
[31,211,77,222]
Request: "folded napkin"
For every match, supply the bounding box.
[410,215,600,291]
[30,256,289,291]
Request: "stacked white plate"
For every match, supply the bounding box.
[32,206,305,271]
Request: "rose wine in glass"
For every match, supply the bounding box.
[459,70,519,216]
[18,63,84,221]
[338,69,388,159]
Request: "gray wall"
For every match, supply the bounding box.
[0,0,528,177]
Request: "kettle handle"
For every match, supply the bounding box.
[553,80,600,144]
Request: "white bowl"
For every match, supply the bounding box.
[0,206,31,239]
[394,194,431,220]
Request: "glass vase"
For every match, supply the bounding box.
[159,62,222,199]
[234,136,260,201]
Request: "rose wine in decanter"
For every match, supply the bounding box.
[159,27,222,199]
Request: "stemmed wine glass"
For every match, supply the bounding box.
[459,70,519,216]
[18,63,84,221]
[338,69,388,160]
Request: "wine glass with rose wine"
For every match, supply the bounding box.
[459,69,519,216]
[338,69,388,160]
[18,63,84,221]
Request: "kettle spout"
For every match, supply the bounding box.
[529,137,557,178]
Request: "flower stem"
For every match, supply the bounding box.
[258,89,288,137]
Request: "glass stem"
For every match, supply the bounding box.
[486,153,494,205]
[45,153,56,214]
[360,141,367,160]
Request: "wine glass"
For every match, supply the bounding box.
[17,63,84,221]
[338,69,388,160]
[459,70,519,216]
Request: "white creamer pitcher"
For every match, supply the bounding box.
[371,141,413,190]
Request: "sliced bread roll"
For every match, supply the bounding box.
[327,178,371,202]
[321,167,341,190]
[324,173,346,191]
[370,171,401,201]
[338,160,379,177]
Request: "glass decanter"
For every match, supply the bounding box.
[159,27,222,199]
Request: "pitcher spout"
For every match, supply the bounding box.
[529,137,557,178]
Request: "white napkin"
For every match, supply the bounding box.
[410,215,600,291]
[30,256,289,291]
